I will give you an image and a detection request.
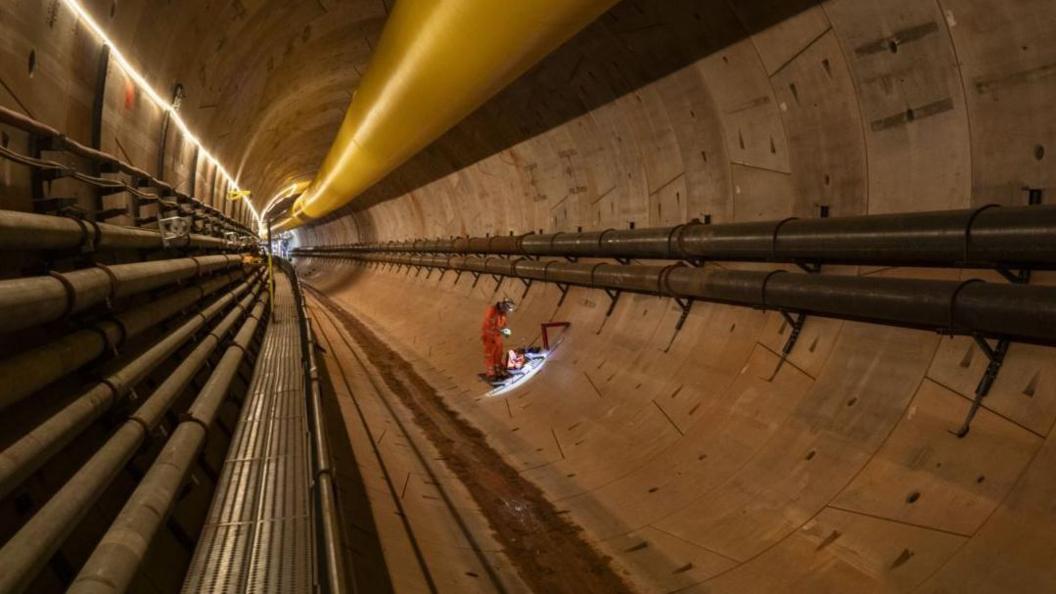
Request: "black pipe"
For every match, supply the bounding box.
[295,204,1056,269]
[304,253,1056,346]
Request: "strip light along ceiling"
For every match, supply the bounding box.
[62,0,263,231]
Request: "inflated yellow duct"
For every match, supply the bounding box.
[272,0,617,231]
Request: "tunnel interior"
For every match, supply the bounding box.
[1,0,1055,593]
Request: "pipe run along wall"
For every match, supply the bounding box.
[0,282,266,594]
[0,273,262,501]
[298,253,1056,346]
[295,204,1056,269]
[0,254,242,334]
[0,209,239,252]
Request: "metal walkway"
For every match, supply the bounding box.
[182,271,316,594]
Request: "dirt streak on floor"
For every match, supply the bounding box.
[309,288,636,594]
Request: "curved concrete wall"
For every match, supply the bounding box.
[2,0,1054,592]
[295,1,1056,592]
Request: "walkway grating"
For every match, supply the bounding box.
[182,271,316,594]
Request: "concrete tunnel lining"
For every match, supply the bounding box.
[286,0,1056,590]
[0,0,1054,592]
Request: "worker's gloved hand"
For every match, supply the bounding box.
[500,328,512,337]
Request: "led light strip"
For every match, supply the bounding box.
[62,0,262,230]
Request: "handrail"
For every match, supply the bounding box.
[280,258,353,594]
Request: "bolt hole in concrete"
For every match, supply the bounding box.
[906,491,922,504]
[1035,144,1045,160]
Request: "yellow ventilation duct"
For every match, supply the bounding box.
[272,0,617,232]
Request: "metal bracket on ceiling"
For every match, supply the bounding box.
[424,267,433,280]
[951,335,1011,438]
[520,277,533,299]
[436,269,446,282]
[471,271,482,288]
[491,274,504,294]
[454,270,463,284]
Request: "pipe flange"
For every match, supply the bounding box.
[125,414,151,436]
[47,270,78,320]
[94,262,119,306]
[85,218,103,252]
[657,262,687,297]
[61,215,92,253]
[597,228,617,256]
[178,412,211,440]
[668,223,689,260]
[96,376,123,401]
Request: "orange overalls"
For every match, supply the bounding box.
[481,304,508,378]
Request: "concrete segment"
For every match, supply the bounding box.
[2,0,1055,592]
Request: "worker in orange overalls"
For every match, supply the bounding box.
[482,298,515,380]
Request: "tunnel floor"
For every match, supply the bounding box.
[308,288,634,593]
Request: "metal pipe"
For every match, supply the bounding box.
[67,298,268,594]
[293,204,1056,269]
[0,253,241,333]
[273,0,618,231]
[0,269,248,410]
[307,253,1056,345]
[0,105,254,237]
[0,276,262,501]
[0,209,231,251]
[285,258,352,594]
[0,285,264,593]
